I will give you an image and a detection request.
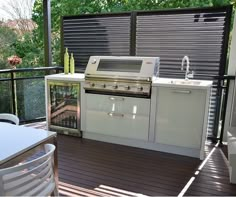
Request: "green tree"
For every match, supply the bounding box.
[0,26,17,69]
[32,0,106,65]
[13,33,44,68]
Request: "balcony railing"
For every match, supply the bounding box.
[213,75,235,143]
[0,66,63,124]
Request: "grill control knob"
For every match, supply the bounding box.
[124,85,130,90]
[112,85,118,89]
[91,83,95,87]
[97,84,106,88]
[137,86,143,91]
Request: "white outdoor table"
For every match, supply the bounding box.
[0,122,56,165]
[0,122,58,185]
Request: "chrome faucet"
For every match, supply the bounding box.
[181,56,194,80]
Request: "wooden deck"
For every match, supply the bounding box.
[26,122,236,196]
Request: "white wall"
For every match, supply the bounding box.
[223,80,235,141]
[228,13,236,75]
[223,13,236,141]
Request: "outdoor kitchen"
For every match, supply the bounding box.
[45,54,212,160]
[1,2,236,196]
[42,6,236,193]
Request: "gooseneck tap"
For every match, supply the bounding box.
[181,56,194,80]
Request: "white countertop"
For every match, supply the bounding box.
[0,123,56,165]
[152,77,213,89]
[45,73,85,81]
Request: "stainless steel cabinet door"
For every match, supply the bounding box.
[155,87,206,148]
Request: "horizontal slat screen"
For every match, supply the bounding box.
[136,12,226,78]
[136,8,230,137]
[62,14,131,71]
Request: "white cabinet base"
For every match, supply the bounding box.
[84,93,150,141]
[227,129,236,184]
[83,132,202,158]
[82,80,212,160]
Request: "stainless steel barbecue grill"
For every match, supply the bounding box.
[83,56,160,141]
[84,56,160,98]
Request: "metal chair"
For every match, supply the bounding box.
[0,113,19,125]
[0,144,58,196]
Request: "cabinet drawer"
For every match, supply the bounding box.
[86,93,150,116]
[86,110,149,140]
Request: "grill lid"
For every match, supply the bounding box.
[85,56,160,80]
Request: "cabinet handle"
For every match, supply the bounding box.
[172,90,191,94]
[107,112,124,117]
[109,97,125,101]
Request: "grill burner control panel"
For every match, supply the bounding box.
[84,79,151,96]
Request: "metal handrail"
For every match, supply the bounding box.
[0,66,63,74]
[0,66,63,123]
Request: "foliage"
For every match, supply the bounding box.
[0,26,17,69]
[0,29,44,70]
[13,33,44,68]
[7,55,22,66]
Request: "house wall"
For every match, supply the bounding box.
[224,13,236,141]
[228,13,236,75]
[223,80,235,141]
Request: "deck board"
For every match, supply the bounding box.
[185,143,236,196]
[25,122,236,196]
[58,135,198,196]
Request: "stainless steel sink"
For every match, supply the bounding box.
[170,80,202,85]
[154,78,212,87]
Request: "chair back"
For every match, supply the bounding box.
[0,113,19,125]
[0,144,58,196]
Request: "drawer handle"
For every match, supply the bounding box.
[172,90,191,94]
[109,97,125,101]
[107,112,124,117]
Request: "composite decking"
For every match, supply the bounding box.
[26,122,236,196]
